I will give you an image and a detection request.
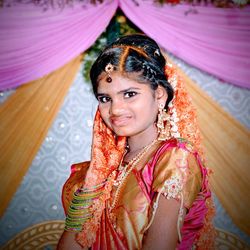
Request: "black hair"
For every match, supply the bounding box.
[90,34,174,110]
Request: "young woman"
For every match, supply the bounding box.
[57,34,215,250]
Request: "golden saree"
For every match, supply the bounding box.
[62,138,215,250]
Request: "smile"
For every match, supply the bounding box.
[110,116,132,127]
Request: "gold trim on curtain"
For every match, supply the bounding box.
[0,55,82,216]
[176,68,250,235]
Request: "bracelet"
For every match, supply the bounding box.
[65,182,106,232]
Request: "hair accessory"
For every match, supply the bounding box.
[142,62,156,76]
[164,62,203,156]
[154,49,160,57]
[157,103,171,141]
[105,63,114,83]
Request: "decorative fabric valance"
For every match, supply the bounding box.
[0,0,249,90]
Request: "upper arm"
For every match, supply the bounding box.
[62,162,90,214]
[142,143,203,249]
[142,196,186,250]
[152,146,202,209]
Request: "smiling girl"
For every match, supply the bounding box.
[57,34,215,250]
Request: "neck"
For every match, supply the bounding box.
[127,125,158,153]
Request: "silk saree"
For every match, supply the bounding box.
[62,138,215,250]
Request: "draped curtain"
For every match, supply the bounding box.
[0,0,249,90]
[0,1,118,90]
[119,1,250,88]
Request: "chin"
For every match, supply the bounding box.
[113,131,128,137]
[112,127,135,137]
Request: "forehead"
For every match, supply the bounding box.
[97,72,151,94]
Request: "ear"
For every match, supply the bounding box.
[155,85,168,105]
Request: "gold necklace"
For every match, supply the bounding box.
[110,139,158,210]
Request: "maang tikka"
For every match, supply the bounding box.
[157,103,171,141]
[105,63,114,83]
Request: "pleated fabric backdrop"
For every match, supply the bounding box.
[0,55,82,215]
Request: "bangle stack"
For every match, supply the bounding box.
[65,182,106,232]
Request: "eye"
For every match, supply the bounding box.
[98,96,111,103]
[124,91,137,99]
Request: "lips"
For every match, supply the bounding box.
[110,116,132,127]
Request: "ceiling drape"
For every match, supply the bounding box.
[0,1,118,90]
[0,0,249,90]
[119,0,250,88]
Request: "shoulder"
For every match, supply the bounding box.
[158,137,195,154]
[152,138,203,208]
[155,137,201,167]
[153,138,200,174]
[62,161,90,214]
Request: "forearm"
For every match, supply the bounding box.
[142,227,177,250]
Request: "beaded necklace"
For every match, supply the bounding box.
[109,139,158,210]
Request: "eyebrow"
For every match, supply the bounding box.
[97,87,141,96]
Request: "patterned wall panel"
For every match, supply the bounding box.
[0,57,249,246]
[0,66,97,246]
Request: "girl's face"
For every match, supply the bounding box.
[97,72,167,139]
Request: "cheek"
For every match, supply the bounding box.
[135,101,158,124]
[148,103,159,124]
[147,107,158,124]
[145,99,158,116]
[99,105,110,123]
[153,104,159,119]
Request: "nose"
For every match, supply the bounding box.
[110,99,125,116]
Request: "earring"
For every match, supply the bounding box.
[157,103,171,141]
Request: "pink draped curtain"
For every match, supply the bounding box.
[0,1,118,90]
[119,1,250,89]
[0,0,249,90]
